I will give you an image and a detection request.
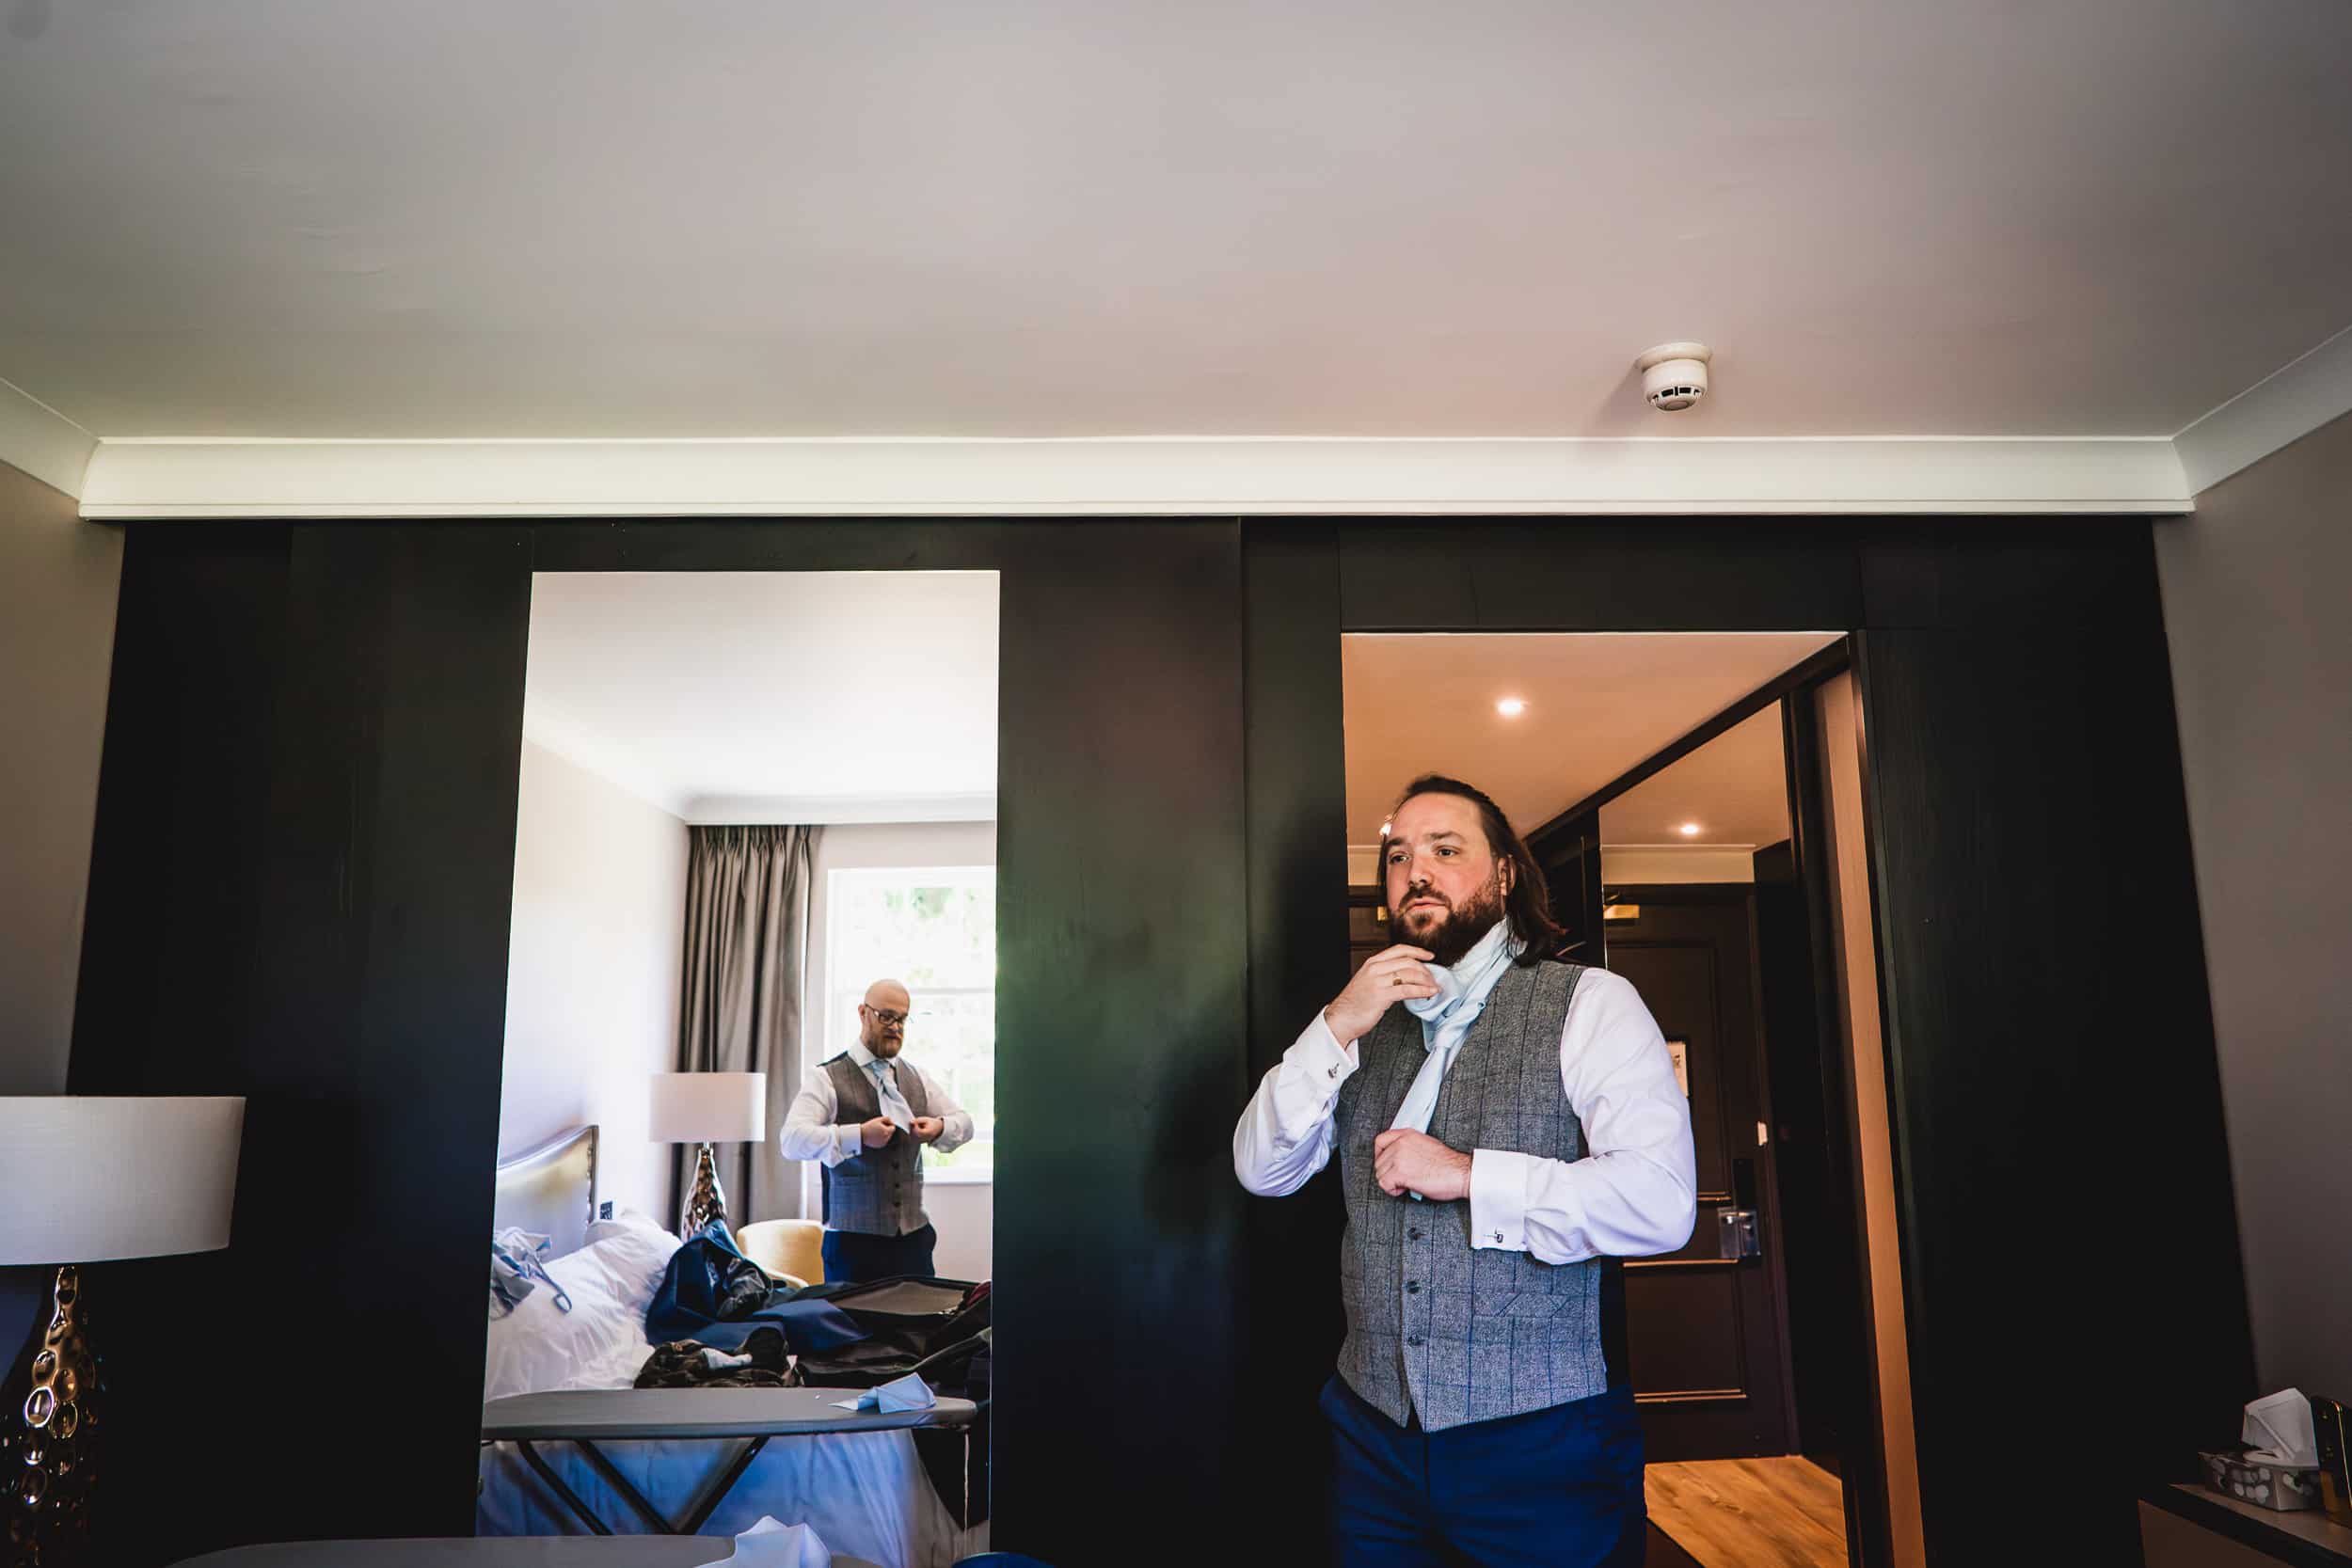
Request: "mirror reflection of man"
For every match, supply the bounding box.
[779,978,973,1284]
[1234,775,1697,1568]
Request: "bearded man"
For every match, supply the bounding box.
[1233,774,1696,1568]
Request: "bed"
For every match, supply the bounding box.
[476,1127,987,1567]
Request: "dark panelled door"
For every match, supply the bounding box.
[1605,884,1794,1461]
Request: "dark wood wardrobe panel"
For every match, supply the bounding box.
[1235,522,1352,1566]
[69,513,2251,1568]
[1854,612,2253,1565]
[1336,517,1864,632]
[72,522,534,1559]
[988,521,1252,1565]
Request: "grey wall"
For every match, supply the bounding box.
[2158,410,2352,1402]
[0,460,118,1086]
[0,458,119,1322]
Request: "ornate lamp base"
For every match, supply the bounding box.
[2,1265,102,1566]
[680,1141,730,1238]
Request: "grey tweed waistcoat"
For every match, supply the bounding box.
[820,1053,932,1238]
[1333,956,1610,1431]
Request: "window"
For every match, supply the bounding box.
[822,865,995,1181]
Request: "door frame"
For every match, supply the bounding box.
[1525,644,1899,1566]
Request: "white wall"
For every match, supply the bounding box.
[803,820,996,1282]
[501,740,691,1222]
[2156,408,2352,1401]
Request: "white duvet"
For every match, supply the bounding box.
[477,1214,984,1568]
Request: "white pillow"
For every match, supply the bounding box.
[483,1246,645,1402]
[577,1210,683,1315]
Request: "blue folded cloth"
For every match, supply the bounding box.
[645,1219,865,1354]
[490,1227,570,1317]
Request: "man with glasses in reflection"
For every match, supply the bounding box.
[780,977,974,1283]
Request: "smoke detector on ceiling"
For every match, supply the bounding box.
[1636,341,1712,412]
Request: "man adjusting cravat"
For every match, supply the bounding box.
[1234,774,1696,1568]
[779,977,976,1284]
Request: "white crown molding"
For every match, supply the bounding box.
[683,792,995,826]
[75,436,2191,519]
[0,377,98,500]
[2174,322,2352,496]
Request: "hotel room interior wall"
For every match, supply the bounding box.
[0,462,120,1343]
[2156,408,2352,1402]
[0,462,118,1094]
[803,818,996,1282]
[500,738,689,1223]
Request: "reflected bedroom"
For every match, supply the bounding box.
[482,570,1000,1566]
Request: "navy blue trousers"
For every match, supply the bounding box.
[1322,1374,1646,1568]
[819,1221,937,1285]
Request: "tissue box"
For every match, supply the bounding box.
[2201,1449,2322,1512]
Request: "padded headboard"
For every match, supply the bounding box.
[492,1124,599,1259]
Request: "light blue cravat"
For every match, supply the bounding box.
[1389,920,1521,1141]
[866,1055,917,1131]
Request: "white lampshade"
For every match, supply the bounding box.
[648,1072,765,1144]
[0,1097,246,1265]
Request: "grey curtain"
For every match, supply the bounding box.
[673,824,818,1226]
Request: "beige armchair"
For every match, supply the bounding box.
[735,1218,824,1288]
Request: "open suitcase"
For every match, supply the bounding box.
[787,1275,993,1526]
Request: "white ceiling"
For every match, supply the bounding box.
[1599,705,1789,851]
[1341,631,1840,845]
[4,0,2349,449]
[522,571,998,822]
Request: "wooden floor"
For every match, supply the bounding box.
[1645,1458,1848,1568]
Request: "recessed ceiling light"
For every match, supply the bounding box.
[1496,697,1528,718]
[1678,822,1703,837]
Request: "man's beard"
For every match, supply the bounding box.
[865,1029,904,1058]
[1393,878,1508,968]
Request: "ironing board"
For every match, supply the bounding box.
[480,1386,979,1538]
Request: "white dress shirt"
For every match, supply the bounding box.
[778,1040,976,1167]
[1232,967,1697,1264]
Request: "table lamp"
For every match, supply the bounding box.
[648,1072,765,1238]
[0,1095,245,1565]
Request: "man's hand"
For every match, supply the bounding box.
[909,1116,946,1145]
[860,1116,900,1149]
[1373,1129,1472,1202]
[1325,943,1438,1045]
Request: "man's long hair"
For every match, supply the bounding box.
[1386,774,1565,967]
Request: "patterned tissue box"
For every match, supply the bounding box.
[2201,1449,2323,1512]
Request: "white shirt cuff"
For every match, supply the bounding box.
[1469,1148,1534,1252]
[1305,1010,1360,1086]
[835,1123,861,1162]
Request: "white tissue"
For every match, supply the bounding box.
[2244,1388,2318,1467]
[711,1515,829,1568]
[831,1371,939,1415]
